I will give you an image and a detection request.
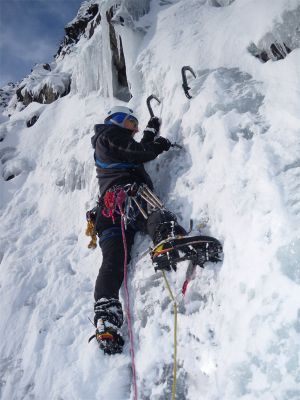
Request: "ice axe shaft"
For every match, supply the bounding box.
[146,95,161,118]
[171,142,183,149]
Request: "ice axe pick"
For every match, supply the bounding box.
[146,94,161,118]
[146,94,183,150]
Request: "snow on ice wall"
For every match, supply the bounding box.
[1,0,300,399]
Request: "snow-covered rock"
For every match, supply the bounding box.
[0,83,16,116]
[15,63,71,107]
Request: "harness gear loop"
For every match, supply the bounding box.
[162,270,178,400]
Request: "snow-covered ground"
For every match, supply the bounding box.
[1,0,300,399]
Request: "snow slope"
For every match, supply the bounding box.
[1,0,300,399]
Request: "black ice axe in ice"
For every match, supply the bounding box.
[181,66,196,99]
[146,94,183,150]
[146,94,161,118]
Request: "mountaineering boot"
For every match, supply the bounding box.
[91,298,124,355]
[94,321,124,355]
[147,210,187,246]
[147,210,187,270]
[147,211,223,270]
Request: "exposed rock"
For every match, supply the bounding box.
[15,64,71,107]
[89,12,101,39]
[26,115,39,128]
[249,41,292,63]
[42,64,51,71]
[248,6,300,63]
[209,0,235,6]
[106,7,132,102]
[57,3,101,57]
[16,83,70,107]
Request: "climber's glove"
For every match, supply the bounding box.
[145,117,161,137]
[154,137,171,152]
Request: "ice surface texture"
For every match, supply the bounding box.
[1,0,300,399]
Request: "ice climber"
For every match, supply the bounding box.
[89,105,188,354]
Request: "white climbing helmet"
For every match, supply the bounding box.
[104,106,139,127]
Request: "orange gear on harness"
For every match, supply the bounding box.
[85,208,98,249]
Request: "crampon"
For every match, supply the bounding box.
[151,234,223,271]
[89,326,124,355]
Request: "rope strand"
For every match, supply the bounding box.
[162,271,178,400]
[119,200,138,400]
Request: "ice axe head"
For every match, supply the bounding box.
[181,66,196,99]
[146,95,161,118]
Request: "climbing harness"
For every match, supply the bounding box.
[86,184,166,249]
[181,66,196,99]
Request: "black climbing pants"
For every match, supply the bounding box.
[94,208,186,302]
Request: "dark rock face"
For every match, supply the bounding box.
[16,81,71,107]
[249,41,292,63]
[57,3,101,57]
[42,63,51,71]
[26,115,39,128]
[89,12,101,39]
[248,6,300,63]
[106,7,132,102]
[209,0,235,6]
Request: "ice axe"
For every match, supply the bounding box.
[181,66,196,99]
[146,94,183,150]
[146,94,161,118]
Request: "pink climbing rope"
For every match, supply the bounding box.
[117,191,138,400]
